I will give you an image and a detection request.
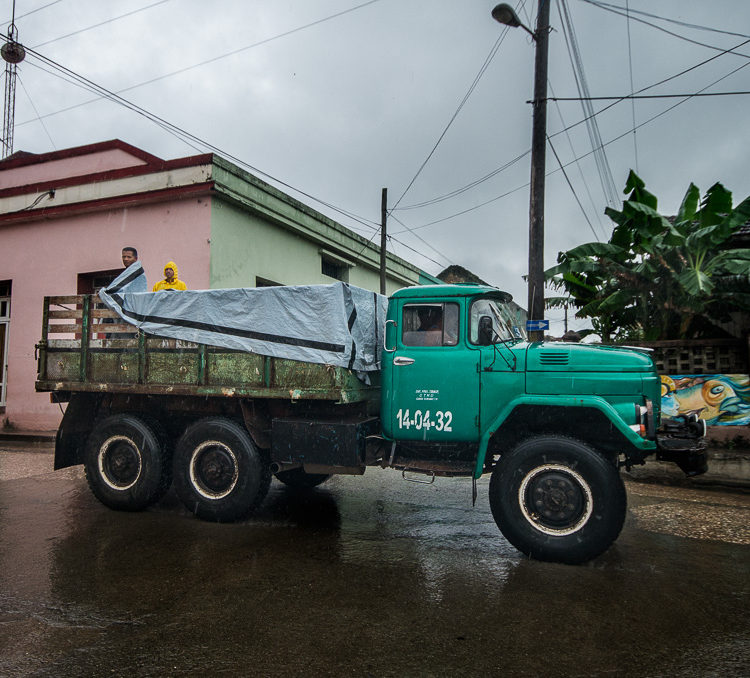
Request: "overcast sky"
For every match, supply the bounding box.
[4,0,750,333]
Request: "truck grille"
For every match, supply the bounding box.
[539,352,569,365]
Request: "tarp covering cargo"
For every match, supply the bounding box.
[99,263,388,373]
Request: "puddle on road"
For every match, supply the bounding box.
[1,466,749,677]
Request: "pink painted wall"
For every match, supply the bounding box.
[1,198,211,430]
[0,148,147,190]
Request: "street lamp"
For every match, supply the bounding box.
[491,3,534,37]
[492,2,550,342]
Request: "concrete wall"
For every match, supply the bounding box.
[209,157,421,294]
[209,198,409,293]
[0,147,148,190]
[661,374,750,426]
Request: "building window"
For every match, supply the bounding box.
[321,257,348,282]
[256,277,282,287]
[0,280,11,408]
[77,269,122,294]
[319,249,353,283]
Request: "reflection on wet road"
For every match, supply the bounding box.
[0,446,748,677]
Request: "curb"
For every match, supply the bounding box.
[0,431,56,443]
[624,451,750,493]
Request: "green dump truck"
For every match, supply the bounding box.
[36,283,706,564]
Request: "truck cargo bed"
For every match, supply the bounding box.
[35,295,377,404]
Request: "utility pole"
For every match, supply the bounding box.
[492,2,551,342]
[380,187,387,295]
[527,0,550,342]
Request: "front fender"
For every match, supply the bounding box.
[474,395,656,479]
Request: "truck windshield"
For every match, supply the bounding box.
[469,298,525,344]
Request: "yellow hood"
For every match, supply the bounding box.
[163,261,179,279]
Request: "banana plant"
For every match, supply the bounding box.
[545,172,750,341]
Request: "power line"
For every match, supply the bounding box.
[581,0,750,59]
[11,6,747,226]
[4,1,389,234]
[14,0,386,126]
[18,43,383,237]
[388,229,451,270]
[624,0,639,173]
[1,0,64,25]
[546,135,599,241]
[390,25,512,211]
[559,0,618,207]
[31,0,172,49]
[392,182,530,234]
[390,35,750,216]
[17,73,55,149]
[546,91,750,100]
[394,149,529,211]
[543,36,750,135]
[388,213,453,268]
[393,59,750,235]
[548,82,605,238]
[581,0,750,40]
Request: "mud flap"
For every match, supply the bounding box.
[54,392,100,470]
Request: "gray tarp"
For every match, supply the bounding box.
[99,263,388,373]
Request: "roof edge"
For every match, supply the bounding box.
[0,139,165,171]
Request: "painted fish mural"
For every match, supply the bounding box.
[661,374,750,426]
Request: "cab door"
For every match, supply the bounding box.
[383,300,480,442]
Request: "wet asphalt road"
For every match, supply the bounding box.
[0,443,748,677]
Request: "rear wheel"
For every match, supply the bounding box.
[84,414,170,511]
[275,467,331,489]
[489,436,626,564]
[173,417,271,522]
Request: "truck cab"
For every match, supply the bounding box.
[381,284,663,472]
[380,284,705,563]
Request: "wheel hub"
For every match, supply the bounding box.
[530,472,584,524]
[99,436,142,490]
[518,464,593,536]
[190,441,239,499]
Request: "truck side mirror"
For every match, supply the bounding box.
[478,316,493,346]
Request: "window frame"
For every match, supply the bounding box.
[401,302,460,348]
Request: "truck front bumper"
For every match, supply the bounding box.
[655,415,708,477]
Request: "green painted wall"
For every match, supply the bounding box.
[208,157,423,294]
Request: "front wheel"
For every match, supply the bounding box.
[173,417,271,522]
[489,436,626,564]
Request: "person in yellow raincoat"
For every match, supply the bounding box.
[152,261,187,292]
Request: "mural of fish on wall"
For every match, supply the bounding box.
[661,374,750,426]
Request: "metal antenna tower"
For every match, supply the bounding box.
[2,9,25,158]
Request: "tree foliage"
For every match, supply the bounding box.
[545,172,750,342]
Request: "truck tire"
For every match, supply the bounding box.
[173,417,271,522]
[275,468,331,489]
[489,436,626,564]
[84,414,171,511]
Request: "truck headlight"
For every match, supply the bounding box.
[629,404,649,437]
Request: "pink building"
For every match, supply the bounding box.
[0,140,426,430]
